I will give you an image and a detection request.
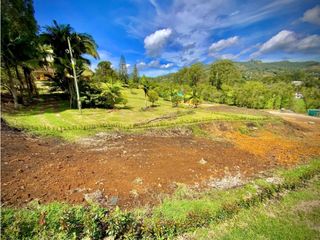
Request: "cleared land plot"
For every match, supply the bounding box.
[1,110,319,208]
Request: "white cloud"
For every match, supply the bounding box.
[211,53,238,60]
[148,60,160,67]
[144,28,172,56]
[136,60,174,69]
[297,35,320,51]
[140,68,178,77]
[252,30,320,57]
[160,63,174,69]
[259,30,296,53]
[209,36,239,53]
[117,0,307,68]
[302,5,320,25]
[137,61,147,69]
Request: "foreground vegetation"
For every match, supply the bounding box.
[2,159,319,239]
[184,173,320,239]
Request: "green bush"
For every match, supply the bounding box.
[291,98,306,113]
[171,94,183,107]
[147,90,159,106]
[302,87,320,109]
[79,81,127,109]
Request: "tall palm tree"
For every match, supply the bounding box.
[1,0,39,107]
[40,20,99,107]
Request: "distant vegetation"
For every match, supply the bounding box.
[151,60,320,112]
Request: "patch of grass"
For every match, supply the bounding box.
[2,159,319,239]
[186,176,320,240]
[2,89,271,140]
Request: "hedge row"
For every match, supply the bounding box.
[4,113,268,133]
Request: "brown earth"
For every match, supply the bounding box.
[1,110,320,209]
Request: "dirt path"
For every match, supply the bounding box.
[1,113,320,209]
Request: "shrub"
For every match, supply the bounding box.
[79,81,127,109]
[147,90,159,106]
[171,94,183,107]
[302,87,320,109]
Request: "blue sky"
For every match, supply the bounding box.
[34,0,320,77]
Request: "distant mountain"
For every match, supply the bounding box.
[151,60,320,81]
[236,60,320,74]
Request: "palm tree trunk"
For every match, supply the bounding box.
[5,62,19,109]
[15,65,26,104]
[23,66,35,100]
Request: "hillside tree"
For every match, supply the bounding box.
[93,61,118,84]
[132,64,139,85]
[209,60,241,89]
[119,55,129,85]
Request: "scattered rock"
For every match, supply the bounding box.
[84,190,107,206]
[129,189,139,198]
[108,196,118,206]
[208,173,242,189]
[133,177,143,185]
[199,158,207,165]
[265,176,283,185]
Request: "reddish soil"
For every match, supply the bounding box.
[1,111,320,209]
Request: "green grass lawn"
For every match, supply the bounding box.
[2,88,269,140]
[184,176,320,240]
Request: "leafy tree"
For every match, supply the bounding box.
[171,92,183,107]
[174,67,188,85]
[148,90,159,106]
[40,20,99,107]
[209,60,241,89]
[140,75,150,107]
[118,55,129,85]
[188,63,204,87]
[190,87,202,108]
[93,61,118,83]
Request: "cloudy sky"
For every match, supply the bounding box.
[34,0,320,76]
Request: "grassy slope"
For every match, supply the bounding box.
[2,88,269,140]
[185,177,320,240]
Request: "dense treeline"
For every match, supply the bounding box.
[1,0,319,112]
[151,60,320,111]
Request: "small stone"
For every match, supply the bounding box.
[84,190,107,206]
[199,158,207,165]
[108,196,118,206]
[129,189,139,198]
[133,177,143,185]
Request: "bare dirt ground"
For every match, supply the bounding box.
[1,109,320,209]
